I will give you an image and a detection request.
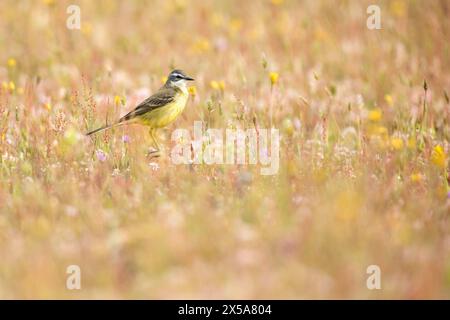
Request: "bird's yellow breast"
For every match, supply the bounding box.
[140,90,189,128]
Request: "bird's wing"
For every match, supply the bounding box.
[118,87,177,123]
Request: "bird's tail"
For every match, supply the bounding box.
[86,112,139,136]
[86,121,128,136]
[86,124,112,136]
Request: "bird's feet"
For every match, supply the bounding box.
[147,147,161,159]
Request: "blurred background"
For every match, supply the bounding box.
[0,0,449,298]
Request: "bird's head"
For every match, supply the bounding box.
[166,69,194,88]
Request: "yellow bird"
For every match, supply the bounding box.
[86,69,194,154]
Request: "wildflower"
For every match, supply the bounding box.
[122,135,130,143]
[161,76,168,84]
[7,58,16,68]
[192,38,211,54]
[8,81,15,92]
[282,118,294,136]
[271,0,284,5]
[390,0,406,17]
[96,149,107,162]
[269,72,279,86]
[410,173,423,183]
[44,103,52,111]
[229,19,242,35]
[114,95,125,106]
[431,145,447,169]
[188,85,197,96]
[81,22,93,36]
[173,0,186,13]
[0,81,15,92]
[368,109,382,122]
[376,126,388,136]
[390,137,404,150]
[210,80,220,90]
[384,94,393,106]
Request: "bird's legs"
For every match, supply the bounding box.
[148,128,161,158]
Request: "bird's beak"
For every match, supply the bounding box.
[184,75,195,81]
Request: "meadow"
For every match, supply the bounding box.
[0,0,449,299]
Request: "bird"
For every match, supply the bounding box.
[86,69,195,154]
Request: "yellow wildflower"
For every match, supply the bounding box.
[376,126,388,136]
[431,145,447,169]
[210,80,220,90]
[410,173,423,183]
[173,0,187,13]
[390,0,406,17]
[229,19,242,34]
[368,109,382,122]
[161,76,168,84]
[8,81,15,92]
[7,58,16,68]
[390,137,404,150]
[282,118,294,136]
[188,86,197,96]
[209,80,225,91]
[45,103,52,111]
[81,22,93,36]
[269,72,279,86]
[271,0,284,5]
[384,94,393,106]
[192,38,211,54]
[114,95,126,106]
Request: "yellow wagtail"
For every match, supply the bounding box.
[86,69,194,153]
